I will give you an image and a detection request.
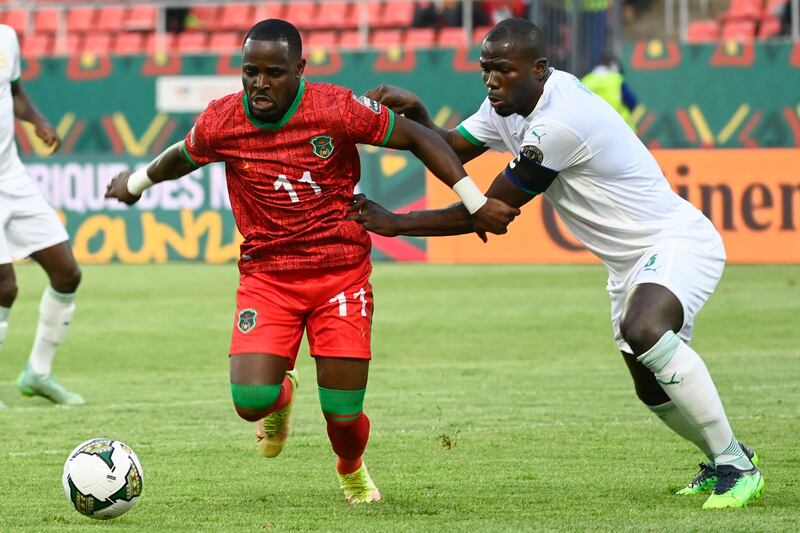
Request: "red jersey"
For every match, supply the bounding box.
[183,80,395,273]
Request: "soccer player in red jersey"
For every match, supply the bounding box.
[105,19,520,504]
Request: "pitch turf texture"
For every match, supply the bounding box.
[1,263,798,531]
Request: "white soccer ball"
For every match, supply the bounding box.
[62,438,143,520]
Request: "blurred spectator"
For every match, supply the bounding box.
[483,1,528,24]
[581,56,638,131]
[412,1,490,28]
[780,1,794,35]
[166,7,189,33]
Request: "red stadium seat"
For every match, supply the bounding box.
[306,31,338,48]
[187,6,219,31]
[473,26,493,44]
[176,32,209,54]
[21,34,51,57]
[253,2,285,22]
[144,32,176,55]
[365,1,384,26]
[113,32,145,55]
[34,7,61,34]
[97,6,126,32]
[3,9,30,35]
[437,27,469,47]
[687,20,721,42]
[67,7,96,33]
[339,30,365,49]
[758,16,782,38]
[284,2,317,30]
[82,32,112,55]
[52,34,81,56]
[125,5,157,31]
[379,1,414,28]
[220,4,255,31]
[313,2,356,30]
[722,19,757,40]
[370,29,403,48]
[404,28,436,48]
[721,0,764,21]
[208,32,242,53]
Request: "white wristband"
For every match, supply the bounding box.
[126,168,154,196]
[452,176,488,214]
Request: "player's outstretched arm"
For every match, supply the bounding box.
[365,84,486,164]
[382,114,519,235]
[104,141,198,206]
[11,80,60,153]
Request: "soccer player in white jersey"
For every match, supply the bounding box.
[350,18,764,509]
[0,25,84,407]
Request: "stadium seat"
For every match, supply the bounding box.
[473,26,493,44]
[34,7,62,34]
[764,0,788,16]
[51,34,81,56]
[339,30,365,49]
[208,32,242,53]
[379,1,415,28]
[306,31,338,48]
[220,4,255,31]
[66,7,96,33]
[82,32,112,55]
[404,28,436,48]
[722,19,757,40]
[687,20,721,42]
[758,16,782,38]
[3,9,30,35]
[721,0,764,21]
[186,6,219,31]
[437,27,469,47]
[312,2,357,30]
[253,2,286,22]
[370,29,403,48]
[284,2,317,30]
[365,0,384,27]
[97,6,126,32]
[21,34,51,57]
[113,32,145,55]
[144,32,175,55]
[125,5,157,31]
[175,32,209,54]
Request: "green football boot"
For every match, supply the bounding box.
[337,463,382,504]
[676,442,759,495]
[17,366,85,405]
[256,369,298,458]
[702,465,765,509]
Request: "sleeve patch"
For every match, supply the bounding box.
[521,145,544,164]
[504,147,559,196]
[353,94,381,114]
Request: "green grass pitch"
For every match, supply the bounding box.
[1,263,798,531]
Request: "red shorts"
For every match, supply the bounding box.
[229,258,374,364]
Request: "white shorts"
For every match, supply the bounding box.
[608,236,726,353]
[0,178,69,264]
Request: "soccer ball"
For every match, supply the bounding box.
[62,438,143,519]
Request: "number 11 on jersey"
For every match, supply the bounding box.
[329,288,368,317]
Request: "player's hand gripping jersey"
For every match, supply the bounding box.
[184,80,394,273]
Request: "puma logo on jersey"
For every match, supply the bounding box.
[529,129,547,143]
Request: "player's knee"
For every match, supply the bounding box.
[319,386,366,425]
[50,265,81,294]
[230,382,282,421]
[620,315,671,355]
[0,278,18,307]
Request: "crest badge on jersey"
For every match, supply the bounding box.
[521,145,544,164]
[237,308,258,334]
[353,94,381,114]
[310,135,335,159]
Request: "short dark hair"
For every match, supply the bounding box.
[485,18,546,59]
[244,19,302,58]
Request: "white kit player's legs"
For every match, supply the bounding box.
[648,400,713,461]
[28,286,76,376]
[638,332,752,471]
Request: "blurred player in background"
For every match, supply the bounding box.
[105,19,518,504]
[351,18,763,509]
[0,24,84,408]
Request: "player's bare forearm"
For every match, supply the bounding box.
[349,195,473,237]
[105,142,197,205]
[12,81,61,152]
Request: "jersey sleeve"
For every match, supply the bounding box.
[182,107,220,167]
[342,92,395,146]
[455,98,505,152]
[9,29,20,82]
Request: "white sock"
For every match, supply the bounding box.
[648,401,713,462]
[0,306,9,351]
[638,332,753,471]
[28,287,76,377]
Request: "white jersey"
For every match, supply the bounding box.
[0,24,28,188]
[459,68,721,277]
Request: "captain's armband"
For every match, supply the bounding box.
[504,145,559,196]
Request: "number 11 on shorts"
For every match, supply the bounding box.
[329,288,368,317]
